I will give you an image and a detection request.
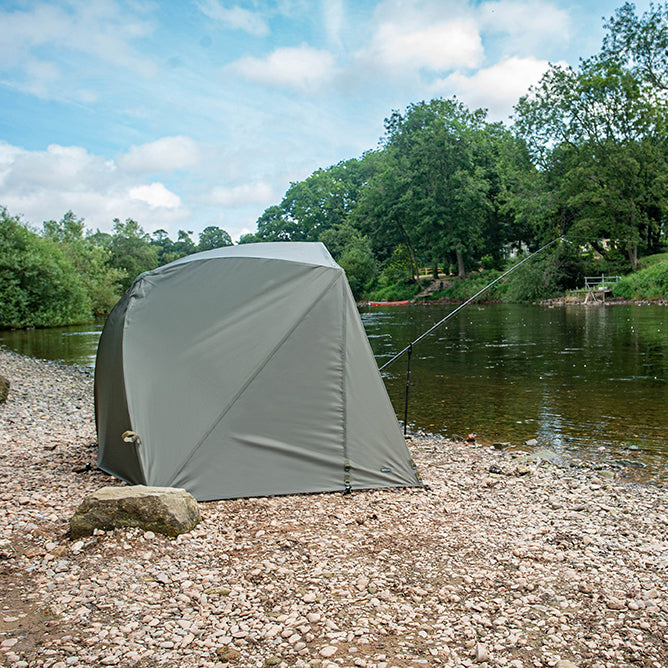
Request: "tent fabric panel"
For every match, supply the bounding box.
[170,282,347,500]
[95,291,145,484]
[122,258,339,488]
[342,283,422,490]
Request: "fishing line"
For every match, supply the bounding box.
[378,235,565,434]
[379,235,565,372]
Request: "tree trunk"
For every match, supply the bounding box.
[398,223,422,287]
[433,259,438,279]
[627,243,638,271]
[456,249,466,279]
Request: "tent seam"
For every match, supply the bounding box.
[122,278,149,486]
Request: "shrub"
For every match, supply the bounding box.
[612,262,668,300]
[0,209,92,328]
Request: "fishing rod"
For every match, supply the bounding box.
[377,235,566,434]
[380,236,565,372]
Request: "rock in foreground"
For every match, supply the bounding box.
[70,485,201,538]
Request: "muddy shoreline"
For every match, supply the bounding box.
[0,350,666,667]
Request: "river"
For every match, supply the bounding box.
[1,304,666,480]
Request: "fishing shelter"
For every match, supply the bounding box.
[95,242,422,501]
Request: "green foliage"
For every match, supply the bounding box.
[238,232,261,245]
[503,244,584,302]
[431,270,504,302]
[612,261,668,299]
[198,225,232,251]
[0,209,92,328]
[44,212,125,315]
[638,252,668,269]
[513,3,668,268]
[109,218,160,292]
[368,280,420,302]
[339,246,377,300]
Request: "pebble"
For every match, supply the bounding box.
[0,349,667,668]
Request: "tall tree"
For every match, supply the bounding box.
[514,6,668,269]
[43,211,124,314]
[380,98,494,278]
[109,218,159,291]
[198,225,232,251]
[0,209,91,327]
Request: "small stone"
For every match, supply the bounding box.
[320,645,338,658]
[216,647,241,662]
[475,643,489,662]
[605,597,625,610]
[554,661,579,668]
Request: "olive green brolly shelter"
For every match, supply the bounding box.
[95,242,422,501]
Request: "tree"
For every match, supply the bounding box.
[602,2,668,91]
[198,225,233,251]
[256,157,378,243]
[0,208,91,327]
[109,218,159,291]
[238,232,261,244]
[513,6,668,269]
[172,230,196,258]
[380,98,494,278]
[43,211,124,314]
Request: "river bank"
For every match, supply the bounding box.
[0,349,667,668]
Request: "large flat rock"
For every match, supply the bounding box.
[70,485,201,538]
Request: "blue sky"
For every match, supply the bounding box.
[0,0,654,241]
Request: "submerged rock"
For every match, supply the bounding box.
[70,485,201,538]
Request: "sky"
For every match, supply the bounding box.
[0,0,655,242]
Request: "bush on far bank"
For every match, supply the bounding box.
[613,260,668,300]
[0,209,93,328]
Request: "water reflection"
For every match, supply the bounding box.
[0,321,104,367]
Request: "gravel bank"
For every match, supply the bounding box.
[1,349,667,668]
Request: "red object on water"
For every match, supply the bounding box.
[368,300,410,306]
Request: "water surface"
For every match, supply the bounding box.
[2,305,666,480]
[362,303,667,480]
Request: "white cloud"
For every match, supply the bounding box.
[0,1,156,79]
[364,19,483,72]
[228,45,336,92]
[477,0,571,45]
[0,141,190,234]
[322,0,344,47]
[433,56,554,119]
[119,136,203,173]
[129,183,182,209]
[209,181,276,207]
[196,0,269,36]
